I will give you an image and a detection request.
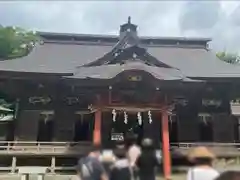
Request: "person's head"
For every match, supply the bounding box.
[141,138,154,150]
[187,146,215,166]
[215,171,240,180]
[116,140,125,149]
[126,133,138,146]
[114,148,127,160]
[88,144,102,158]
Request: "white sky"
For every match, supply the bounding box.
[0,1,240,52]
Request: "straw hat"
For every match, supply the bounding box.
[188,146,215,161]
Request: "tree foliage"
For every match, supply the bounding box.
[0,26,39,60]
[216,51,240,64]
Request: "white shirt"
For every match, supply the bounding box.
[128,144,141,166]
[187,167,219,180]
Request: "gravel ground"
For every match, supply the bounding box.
[0,165,239,180]
[0,174,186,180]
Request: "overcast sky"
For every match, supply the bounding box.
[0,1,240,53]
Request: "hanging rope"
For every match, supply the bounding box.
[137,112,142,125]
[202,116,208,125]
[148,110,152,124]
[124,111,128,124]
[112,109,117,122]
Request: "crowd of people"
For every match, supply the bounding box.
[72,135,240,180]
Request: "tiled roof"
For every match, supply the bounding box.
[0,30,239,79]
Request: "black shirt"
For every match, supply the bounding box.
[110,159,132,180]
[136,151,158,177]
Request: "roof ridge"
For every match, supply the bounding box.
[38,31,211,42]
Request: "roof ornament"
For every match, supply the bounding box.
[119,16,137,35]
[128,16,131,24]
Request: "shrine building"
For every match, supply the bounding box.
[1,17,240,178]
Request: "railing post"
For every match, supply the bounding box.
[237,156,240,165]
[11,156,17,174]
[51,156,56,173]
[37,143,40,152]
[7,141,10,151]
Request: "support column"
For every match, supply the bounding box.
[50,156,56,173]
[11,156,17,173]
[93,110,101,145]
[162,110,171,180]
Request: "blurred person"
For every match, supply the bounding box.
[126,134,141,167]
[109,148,133,180]
[77,145,108,180]
[70,165,82,180]
[136,138,159,180]
[187,146,219,180]
[215,171,240,180]
[126,133,141,179]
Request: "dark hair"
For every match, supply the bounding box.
[192,158,213,166]
[215,171,240,180]
[126,133,137,145]
[114,148,126,159]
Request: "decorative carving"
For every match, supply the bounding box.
[231,99,240,105]
[66,97,79,105]
[173,98,188,106]
[88,104,94,111]
[28,96,51,105]
[202,99,222,107]
[127,75,142,81]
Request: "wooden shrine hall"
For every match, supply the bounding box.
[1,17,240,178]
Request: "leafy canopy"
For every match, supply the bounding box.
[216,51,240,64]
[0,26,39,59]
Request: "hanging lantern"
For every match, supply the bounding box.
[124,111,128,124]
[112,109,117,122]
[137,112,142,125]
[148,110,152,124]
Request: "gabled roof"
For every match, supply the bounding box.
[71,17,182,81]
[0,17,239,80]
[70,62,185,81]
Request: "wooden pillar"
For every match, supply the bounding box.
[93,110,101,145]
[162,110,171,179]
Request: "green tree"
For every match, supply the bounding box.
[216,51,240,64]
[0,26,39,59]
